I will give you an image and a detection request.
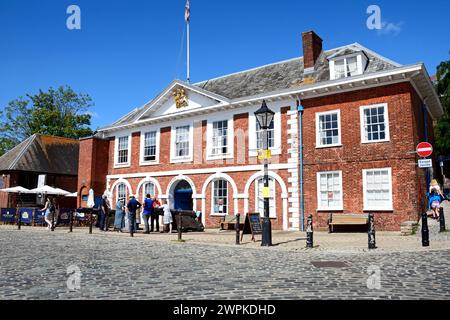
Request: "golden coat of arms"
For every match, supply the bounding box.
[173,88,189,109]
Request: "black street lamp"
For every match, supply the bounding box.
[255,100,275,247]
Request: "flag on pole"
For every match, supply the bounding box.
[185,0,190,23]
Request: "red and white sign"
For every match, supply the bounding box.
[416,142,433,158]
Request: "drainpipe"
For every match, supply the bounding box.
[297,100,305,232]
[423,104,431,195]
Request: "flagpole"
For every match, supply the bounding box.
[187,20,190,84]
[185,0,191,83]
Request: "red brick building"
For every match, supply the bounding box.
[78,31,443,231]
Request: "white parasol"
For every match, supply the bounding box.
[29,185,70,196]
[87,189,95,208]
[0,186,32,194]
[65,192,78,198]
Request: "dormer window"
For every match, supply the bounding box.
[329,53,366,80]
[334,57,358,79]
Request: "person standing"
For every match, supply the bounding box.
[126,195,142,237]
[151,196,161,233]
[142,194,154,234]
[43,197,54,230]
[114,198,126,232]
[161,200,172,233]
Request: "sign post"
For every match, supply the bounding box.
[416,142,434,175]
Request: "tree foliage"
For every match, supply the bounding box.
[435,59,450,154]
[0,86,94,156]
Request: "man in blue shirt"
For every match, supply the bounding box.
[126,195,142,237]
[142,194,154,234]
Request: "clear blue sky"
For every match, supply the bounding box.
[1,0,449,129]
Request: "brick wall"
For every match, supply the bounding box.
[301,82,431,231]
[80,82,434,231]
[77,137,110,207]
[0,173,13,208]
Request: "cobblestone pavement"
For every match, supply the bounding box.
[0,227,449,300]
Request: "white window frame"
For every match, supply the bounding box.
[211,179,229,216]
[363,168,393,211]
[249,109,282,157]
[140,129,160,166]
[142,182,156,200]
[170,123,194,163]
[114,133,132,168]
[315,110,342,149]
[206,117,234,161]
[316,171,343,211]
[360,103,390,144]
[329,53,365,80]
[116,183,127,203]
[255,177,277,218]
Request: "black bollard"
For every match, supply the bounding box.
[439,207,446,233]
[422,212,430,247]
[17,210,21,230]
[236,214,240,245]
[69,211,74,233]
[89,212,93,235]
[51,210,55,232]
[178,213,182,241]
[368,213,377,250]
[306,215,313,248]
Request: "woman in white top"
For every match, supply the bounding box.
[161,200,173,233]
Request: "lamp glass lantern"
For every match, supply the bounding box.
[255,100,275,130]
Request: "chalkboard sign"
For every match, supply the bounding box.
[241,213,262,242]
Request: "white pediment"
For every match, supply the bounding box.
[136,80,229,121]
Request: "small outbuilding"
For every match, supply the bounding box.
[0,134,79,209]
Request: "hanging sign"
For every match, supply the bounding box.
[258,150,272,160]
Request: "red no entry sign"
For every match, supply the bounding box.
[416,142,433,158]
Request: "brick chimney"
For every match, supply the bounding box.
[302,31,323,71]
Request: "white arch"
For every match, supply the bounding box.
[244,171,288,197]
[110,178,133,197]
[243,171,289,231]
[166,175,197,196]
[201,172,238,196]
[166,175,197,211]
[201,172,239,217]
[135,177,163,198]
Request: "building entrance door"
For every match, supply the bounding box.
[173,180,193,211]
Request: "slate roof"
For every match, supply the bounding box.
[0,134,79,176]
[107,43,401,127]
[195,44,399,100]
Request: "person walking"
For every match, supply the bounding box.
[43,197,54,230]
[114,198,126,232]
[429,179,445,219]
[142,194,154,234]
[161,200,172,233]
[101,194,111,231]
[151,196,161,233]
[126,195,141,237]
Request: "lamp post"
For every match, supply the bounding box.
[255,100,275,247]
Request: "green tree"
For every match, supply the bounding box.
[0,86,94,156]
[435,59,450,154]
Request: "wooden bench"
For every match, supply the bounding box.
[220,214,244,231]
[328,214,369,233]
